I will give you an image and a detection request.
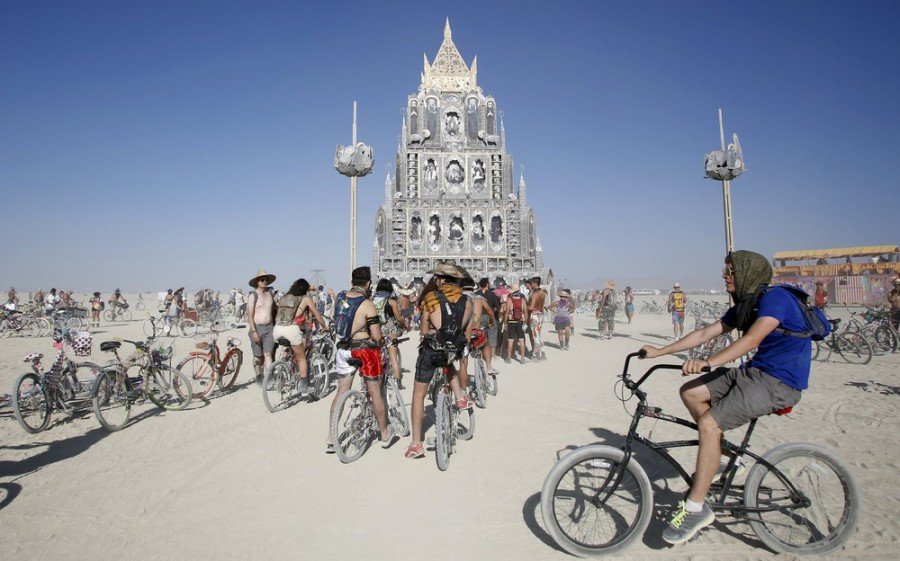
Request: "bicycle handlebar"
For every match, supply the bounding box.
[623,350,711,399]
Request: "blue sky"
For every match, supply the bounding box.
[2,1,897,292]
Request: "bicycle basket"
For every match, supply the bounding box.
[71,331,93,357]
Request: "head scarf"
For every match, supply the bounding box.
[729,250,773,332]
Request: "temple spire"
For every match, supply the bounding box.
[444,18,452,40]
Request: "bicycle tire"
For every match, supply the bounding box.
[331,389,371,463]
[21,320,40,338]
[178,319,197,337]
[486,372,498,396]
[456,405,475,441]
[262,361,294,412]
[121,309,132,322]
[178,354,217,400]
[308,354,330,400]
[145,366,193,410]
[744,442,860,556]
[473,358,487,409]
[385,376,410,437]
[435,391,453,471]
[870,324,897,355]
[64,316,82,331]
[540,445,653,557]
[142,318,158,339]
[12,372,52,433]
[217,348,242,390]
[91,369,133,431]
[102,309,114,322]
[0,319,9,338]
[835,332,872,365]
[136,301,146,311]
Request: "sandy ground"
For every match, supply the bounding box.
[0,296,897,560]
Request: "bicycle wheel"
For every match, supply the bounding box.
[217,348,242,391]
[385,376,410,437]
[456,405,475,441]
[103,309,114,322]
[35,318,52,336]
[136,301,146,311]
[262,361,294,412]
[145,366,193,410]
[331,389,371,463]
[178,354,217,400]
[121,309,132,322]
[0,319,9,338]
[308,353,330,400]
[486,372,498,396]
[91,369,133,431]
[435,391,453,471]
[12,373,52,433]
[178,319,197,337]
[835,332,872,365]
[65,317,84,331]
[21,320,40,338]
[870,325,897,355]
[744,442,860,556]
[472,358,487,409]
[541,445,653,557]
[142,318,158,339]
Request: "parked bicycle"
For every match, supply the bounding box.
[330,340,410,463]
[813,319,872,364]
[90,338,192,431]
[0,310,46,338]
[262,334,332,412]
[686,310,734,361]
[135,294,146,311]
[640,300,663,314]
[177,335,244,399]
[11,330,100,433]
[540,351,859,556]
[843,308,897,355]
[142,312,197,338]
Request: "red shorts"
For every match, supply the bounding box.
[336,346,383,379]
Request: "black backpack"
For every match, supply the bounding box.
[435,291,467,350]
[333,291,367,343]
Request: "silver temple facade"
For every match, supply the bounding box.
[373,21,548,286]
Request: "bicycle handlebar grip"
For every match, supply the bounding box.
[637,349,647,359]
[700,366,711,373]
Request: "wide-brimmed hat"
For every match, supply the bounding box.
[174,287,184,294]
[427,262,467,279]
[605,280,616,288]
[558,290,571,298]
[396,288,415,297]
[249,269,276,288]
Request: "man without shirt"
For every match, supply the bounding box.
[247,269,277,382]
[528,277,547,360]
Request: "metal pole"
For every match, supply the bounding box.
[718,108,733,254]
[350,101,358,273]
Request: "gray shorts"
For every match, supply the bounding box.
[700,366,801,432]
[479,316,498,348]
[250,323,275,357]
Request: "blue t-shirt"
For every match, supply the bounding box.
[721,286,811,390]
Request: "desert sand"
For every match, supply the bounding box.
[0,296,897,560]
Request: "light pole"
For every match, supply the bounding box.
[704,108,746,255]
[334,102,374,275]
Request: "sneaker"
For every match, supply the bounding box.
[504,358,511,364]
[662,501,715,544]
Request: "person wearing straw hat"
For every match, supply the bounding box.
[596,280,617,340]
[248,269,277,382]
[552,289,575,350]
[405,261,473,459]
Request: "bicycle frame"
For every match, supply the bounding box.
[598,353,810,517]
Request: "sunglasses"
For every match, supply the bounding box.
[723,266,735,276]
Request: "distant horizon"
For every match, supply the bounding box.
[2,1,897,290]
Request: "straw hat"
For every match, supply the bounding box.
[427,262,467,279]
[605,280,616,288]
[558,289,571,298]
[174,287,185,294]
[249,269,276,288]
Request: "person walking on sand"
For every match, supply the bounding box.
[504,283,529,364]
[89,292,103,328]
[247,269,276,383]
[624,286,635,324]
[668,282,688,340]
[477,278,502,371]
[528,277,547,360]
[596,280,617,340]
[813,281,829,310]
[552,290,575,350]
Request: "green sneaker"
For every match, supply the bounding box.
[662,501,715,544]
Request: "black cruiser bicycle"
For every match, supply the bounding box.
[540,351,859,557]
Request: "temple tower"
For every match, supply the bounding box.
[373,20,547,286]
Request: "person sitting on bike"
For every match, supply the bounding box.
[273,278,328,395]
[109,289,128,310]
[373,279,409,389]
[404,262,473,460]
[326,266,395,454]
[639,250,812,545]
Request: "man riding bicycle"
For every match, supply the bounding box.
[640,250,822,545]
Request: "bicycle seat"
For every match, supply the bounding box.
[276,337,292,347]
[772,406,793,416]
[100,341,122,352]
[346,357,364,368]
[23,352,43,362]
[828,318,841,326]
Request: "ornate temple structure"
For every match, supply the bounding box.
[373,20,547,286]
